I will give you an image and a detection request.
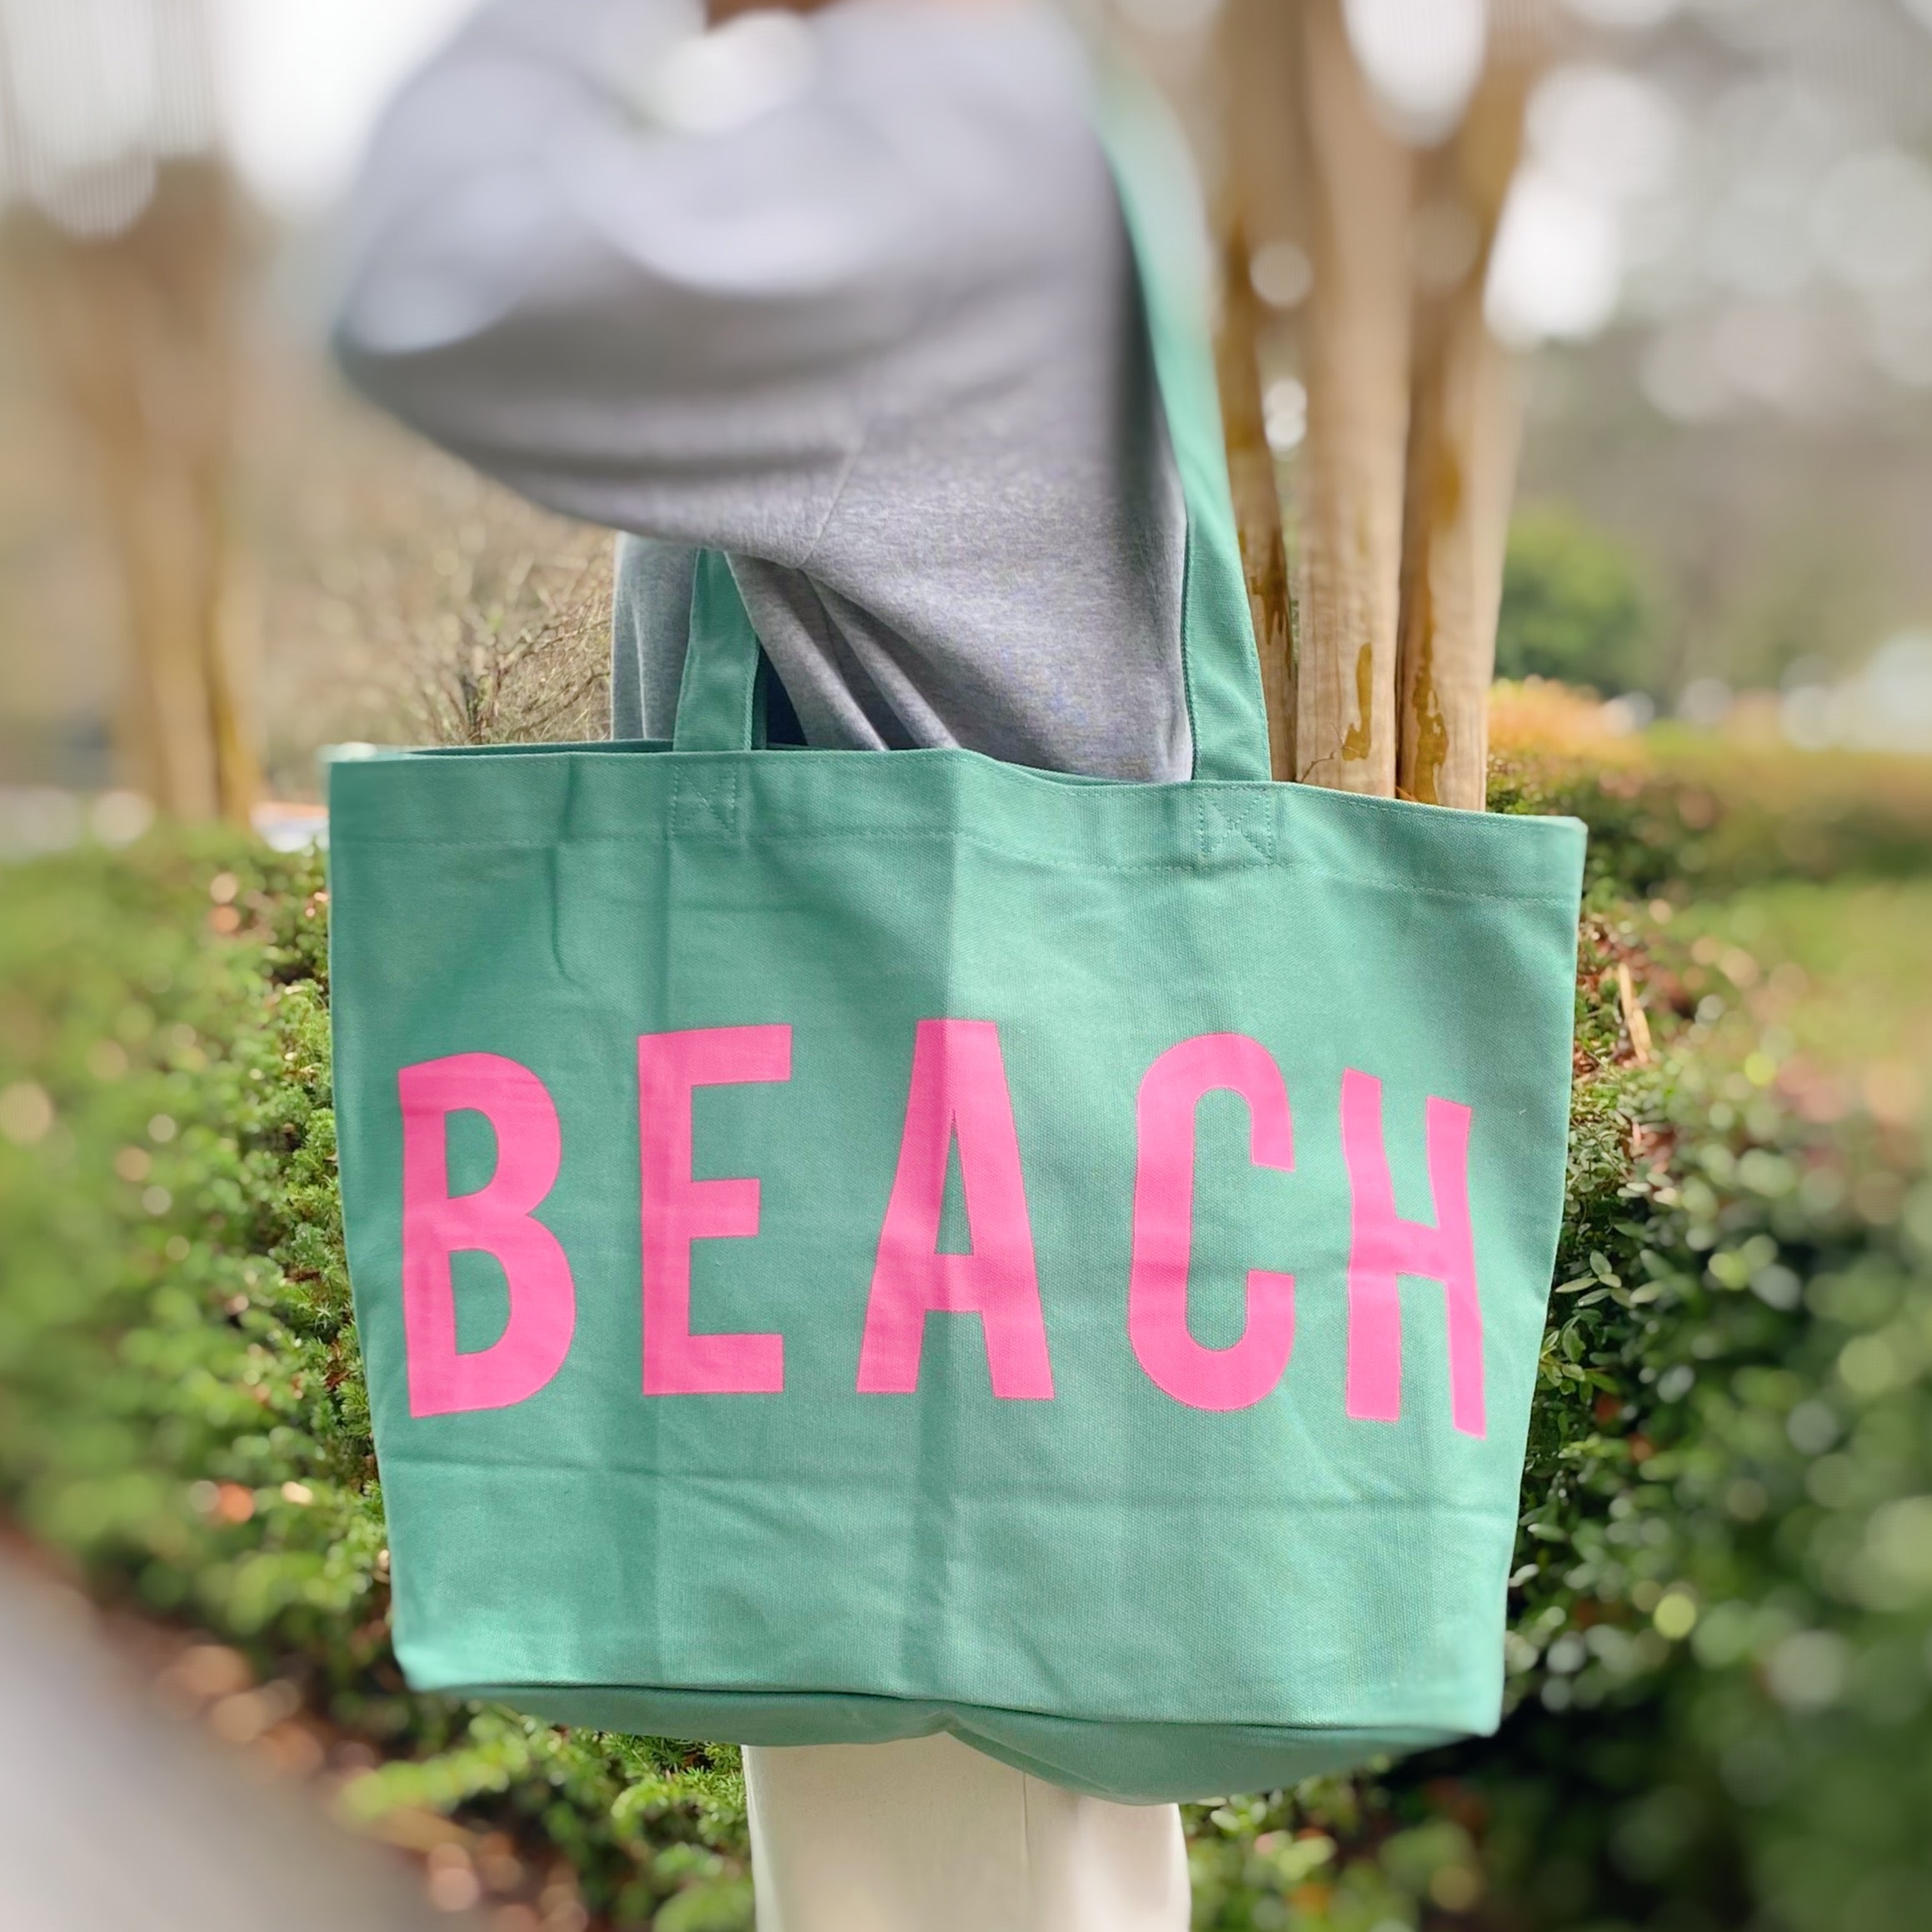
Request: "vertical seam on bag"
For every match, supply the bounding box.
[1178,508,1205,785]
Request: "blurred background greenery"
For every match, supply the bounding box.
[5,723,1932,1930]
[3,0,1932,803]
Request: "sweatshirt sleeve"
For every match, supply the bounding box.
[334,0,1077,563]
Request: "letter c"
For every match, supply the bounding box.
[1128,1034,1295,1412]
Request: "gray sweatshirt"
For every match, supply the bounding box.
[336,0,1191,781]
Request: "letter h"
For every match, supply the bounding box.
[1340,1069,1485,1438]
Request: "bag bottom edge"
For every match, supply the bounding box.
[450,1680,1472,1803]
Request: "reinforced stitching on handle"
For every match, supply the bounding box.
[1196,790,1277,866]
[671,766,742,839]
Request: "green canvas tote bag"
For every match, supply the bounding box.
[327,71,1585,1805]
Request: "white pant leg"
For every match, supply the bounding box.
[744,1734,1190,1932]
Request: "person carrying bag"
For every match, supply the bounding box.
[332,2,1584,1924]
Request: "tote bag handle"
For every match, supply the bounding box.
[671,65,1273,786]
[671,550,774,753]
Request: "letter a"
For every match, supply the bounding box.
[1129,1034,1295,1412]
[856,1020,1053,1399]
[639,1026,791,1395]
[1340,1069,1485,1437]
[399,1053,576,1418]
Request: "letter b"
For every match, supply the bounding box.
[399,1053,576,1418]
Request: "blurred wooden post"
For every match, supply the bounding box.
[1233,0,1412,796]
[1395,22,1542,809]
[0,0,257,825]
[12,162,258,822]
[1216,0,1300,780]
[1293,0,1414,796]
[1213,212,1296,779]
[1216,0,1539,811]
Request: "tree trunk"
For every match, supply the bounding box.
[1213,212,1296,781]
[1281,0,1414,796]
[8,160,257,822]
[1394,44,1539,811]
[1216,0,1305,781]
[1216,0,1543,809]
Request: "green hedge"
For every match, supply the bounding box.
[1,754,1927,1930]
[0,841,749,1927]
[1491,734,1932,898]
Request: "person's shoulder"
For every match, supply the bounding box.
[811,0,1112,257]
[816,1,1097,145]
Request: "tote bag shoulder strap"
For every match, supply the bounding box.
[1091,63,1271,783]
[672,60,1273,783]
[672,549,771,751]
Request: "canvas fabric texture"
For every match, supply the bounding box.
[327,70,1586,1805]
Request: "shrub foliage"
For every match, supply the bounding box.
[1,747,1928,1930]
[1494,509,1653,700]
